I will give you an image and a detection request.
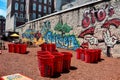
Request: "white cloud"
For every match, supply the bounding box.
[0,9,6,17]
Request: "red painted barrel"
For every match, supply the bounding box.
[41,43,47,51]
[14,44,20,53]
[96,49,102,61]
[8,44,15,53]
[87,49,97,63]
[76,48,85,60]
[47,43,56,52]
[51,52,64,74]
[20,44,27,54]
[37,51,51,58]
[61,52,72,72]
[38,55,54,77]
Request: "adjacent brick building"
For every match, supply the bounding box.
[0,16,5,35]
[6,0,54,31]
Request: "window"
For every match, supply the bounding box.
[44,0,47,4]
[38,5,41,12]
[38,14,41,18]
[33,3,36,11]
[21,0,24,2]
[20,4,24,11]
[14,12,18,17]
[32,13,36,19]
[20,13,23,18]
[39,0,42,3]
[44,6,47,13]
[48,7,51,13]
[48,0,51,5]
[15,2,18,10]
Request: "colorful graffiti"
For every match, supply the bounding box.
[79,5,115,38]
[103,30,118,48]
[78,27,95,38]
[85,36,98,45]
[54,22,73,36]
[22,29,44,45]
[102,18,120,28]
[44,31,80,50]
[41,21,51,35]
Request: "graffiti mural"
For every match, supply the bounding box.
[79,4,115,38]
[44,31,80,50]
[102,18,120,28]
[41,21,51,35]
[22,29,45,45]
[103,30,118,48]
[54,22,73,36]
[78,27,95,38]
[85,36,98,45]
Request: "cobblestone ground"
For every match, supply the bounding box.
[0,42,120,80]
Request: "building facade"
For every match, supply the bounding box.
[54,0,75,11]
[6,0,54,31]
[0,16,5,35]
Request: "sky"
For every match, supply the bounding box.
[0,0,7,18]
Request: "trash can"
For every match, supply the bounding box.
[8,44,15,53]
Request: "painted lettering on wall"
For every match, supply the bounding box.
[79,5,115,38]
[44,31,80,50]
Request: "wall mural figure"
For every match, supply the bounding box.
[85,36,98,45]
[103,30,118,57]
[78,3,120,56]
